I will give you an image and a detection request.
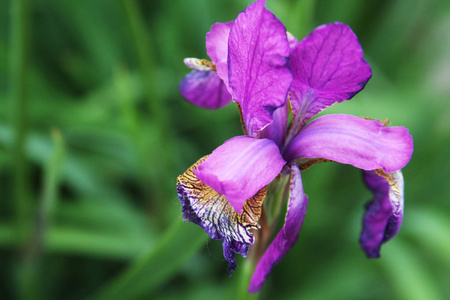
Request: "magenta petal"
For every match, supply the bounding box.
[228,0,292,137]
[289,23,372,127]
[179,69,232,109]
[284,114,413,173]
[249,163,308,292]
[177,156,267,275]
[360,170,404,258]
[195,136,286,214]
[260,102,289,147]
[206,21,233,88]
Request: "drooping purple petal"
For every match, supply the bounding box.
[179,69,232,109]
[289,23,372,129]
[206,21,234,88]
[360,170,404,258]
[249,163,308,292]
[283,114,413,173]
[228,0,292,137]
[177,156,266,274]
[195,135,286,214]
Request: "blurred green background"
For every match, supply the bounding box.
[1,0,449,299]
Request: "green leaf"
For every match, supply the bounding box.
[380,240,443,300]
[90,221,206,300]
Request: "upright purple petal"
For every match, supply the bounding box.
[259,102,289,147]
[289,23,372,129]
[206,21,234,89]
[177,156,266,274]
[360,170,404,258]
[228,0,292,137]
[249,163,308,292]
[284,114,413,173]
[179,69,232,109]
[195,136,286,214]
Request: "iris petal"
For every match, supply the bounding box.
[179,69,232,109]
[195,136,286,214]
[259,102,289,147]
[206,21,234,89]
[360,169,404,258]
[284,114,413,173]
[288,23,372,129]
[177,156,266,275]
[228,0,292,137]
[249,163,308,292]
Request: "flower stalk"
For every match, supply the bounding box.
[236,255,260,300]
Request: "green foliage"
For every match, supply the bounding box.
[1,0,449,299]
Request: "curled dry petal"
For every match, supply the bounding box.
[183,57,216,71]
[177,156,266,275]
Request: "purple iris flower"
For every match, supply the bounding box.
[177,0,413,293]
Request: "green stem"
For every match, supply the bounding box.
[40,129,65,224]
[264,175,290,226]
[10,0,31,247]
[18,130,65,300]
[236,257,259,300]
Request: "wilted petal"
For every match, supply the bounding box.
[177,156,266,274]
[228,0,292,137]
[195,136,286,214]
[179,69,232,109]
[360,170,404,258]
[284,114,413,173]
[206,21,234,88]
[289,23,372,129]
[249,163,308,292]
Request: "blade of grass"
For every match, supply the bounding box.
[90,221,206,300]
[9,0,31,247]
[406,208,450,270]
[0,223,152,260]
[380,240,442,300]
[119,0,177,225]
[18,129,65,300]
